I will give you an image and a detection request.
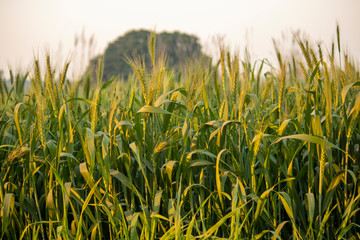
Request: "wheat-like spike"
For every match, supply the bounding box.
[155,68,164,100]
[138,69,147,104]
[155,51,166,100]
[57,62,69,106]
[33,60,42,98]
[310,48,318,68]
[14,72,20,94]
[331,65,339,109]
[348,110,360,140]
[331,42,335,61]
[45,55,58,112]
[231,54,239,104]
[344,54,354,84]
[147,87,154,105]
[278,66,286,120]
[344,54,349,75]
[108,86,119,140]
[292,57,297,79]
[90,58,105,133]
[129,87,135,110]
[154,141,167,154]
[69,79,80,111]
[261,78,272,103]
[219,100,225,119]
[108,105,116,139]
[148,31,156,68]
[59,61,70,92]
[1,145,29,172]
[336,23,341,56]
[298,39,313,70]
[238,90,246,118]
[220,47,227,97]
[91,88,101,133]
[319,143,325,195]
[242,61,251,92]
[32,59,46,149]
[37,101,46,149]
[318,44,323,63]
[299,62,309,84]
[184,61,203,112]
[32,60,43,106]
[127,53,147,104]
[45,74,56,112]
[97,56,104,86]
[9,69,14,85]
[339,72,346,89]
[273,39,283,68]
[323,62,332,138]
[347,93,360,139]
[251,132,263,194]
[226,51,232,77]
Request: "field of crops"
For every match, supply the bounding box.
[0,30,360,239]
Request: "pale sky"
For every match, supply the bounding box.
[1,0,359,78]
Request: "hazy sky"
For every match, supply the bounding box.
[1,0,359,78]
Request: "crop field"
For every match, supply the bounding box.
[0,30,360,239]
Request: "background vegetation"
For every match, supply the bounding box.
[0,28,359,239]
[87,30,206,80]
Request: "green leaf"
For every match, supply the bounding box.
[200,204,247,239]
[306,193,315,226]
[162,161,177,181]
[190,159,214,167]
[110,170,133,190]
[137,105,184,119]
[101,134,110,190]
[64,182,72,210]
[114,120,134,129]
[254,230,280,240]
[100,77,117,90]
[85,128,96,171]
[1,193,15,238]
[322,171,344,212]
[341,81,360,103]
[152,190,163,215]
[76,178,102,239]
[65,97,94,104]
[274,134,338,149]
[130,142,151,196]
[79,162,91,185]
[138,105,172,115]
[59,152,78,161]
[279,192,295,223]
[14,103,24,145]
[130,213,140,240]
[271,221,288,240]
[254,188,273,221]
[216,149,228,209]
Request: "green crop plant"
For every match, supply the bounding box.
[0,28,359,239]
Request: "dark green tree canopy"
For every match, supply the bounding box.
[88,29,206,80]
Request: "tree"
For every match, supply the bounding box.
[87,29,206,81]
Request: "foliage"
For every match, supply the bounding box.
[88,29,206,80]
[0,27,360,239]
